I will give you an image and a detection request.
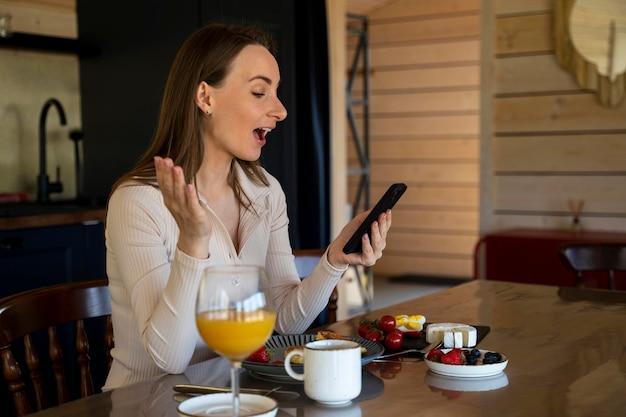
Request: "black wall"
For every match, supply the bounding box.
[77,0,330,249]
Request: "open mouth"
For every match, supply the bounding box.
[254,127,272,143]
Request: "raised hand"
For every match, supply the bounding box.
[154,156,212,258]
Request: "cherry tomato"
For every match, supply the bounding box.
[384,331,403,351]
[377,315,396,333]
[403,330,421,338]
[358,323,373,338]
[389,328,403,337]
[364,330,382,343]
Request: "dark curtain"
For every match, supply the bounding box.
[292,0,331,249]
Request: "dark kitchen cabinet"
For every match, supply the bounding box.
[0,222,106,299]
[0,221,106,417]
[77,0,331,249]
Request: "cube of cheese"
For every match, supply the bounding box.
[427,323,478,347]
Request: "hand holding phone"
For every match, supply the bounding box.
[342,183,407,254]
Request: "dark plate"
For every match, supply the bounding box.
[399,324,491,353]
[242,334,384,380]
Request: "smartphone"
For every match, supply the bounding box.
[342,183,407,254]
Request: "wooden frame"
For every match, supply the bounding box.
[553,0,626,107]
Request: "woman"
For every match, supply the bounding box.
[103,23,392,389]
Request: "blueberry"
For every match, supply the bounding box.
[482,352,502,364]
[466,355,478,365]
[470,348,481,358]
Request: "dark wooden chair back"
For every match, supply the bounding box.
[0,279,113,416]
[558,242,626,290]
[293,249,339,326]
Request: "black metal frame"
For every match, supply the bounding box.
[346,14,373,310]
[346,13,370,216]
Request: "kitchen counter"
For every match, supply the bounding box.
[0,204,107,299]
[0,207,106,231]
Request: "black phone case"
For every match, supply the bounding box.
[342,183,407,254]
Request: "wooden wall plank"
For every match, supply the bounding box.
[348,138,479,161]
[7,0,75,8]
[495,55,579,94]
[393,209,478,232]
[368,90,480,114]
[495,134,626,172]
[347,182,477,214]
[495,94,626,132]
[369,0,479,20]
[370,115,480,136]
[349,182,478,209]
[369,40,480,68]
[382,184,477,208]
[2,0,73,9]
[346,0,396,16]
[495,13,552,55]
[355,66,480,93]
[495,176,626,214]
[492,214,626,233]
[374,254,473,278]
[0,0,76,38]
[386,231,478,255]
[370,163,479,184]
[369,15,480,45]
[494,0,551,16]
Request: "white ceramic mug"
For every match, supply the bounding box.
[284,339,362,405]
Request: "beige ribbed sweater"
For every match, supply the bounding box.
[103,165,346,390]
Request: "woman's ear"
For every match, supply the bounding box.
[195,81,213,115]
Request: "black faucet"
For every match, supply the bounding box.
[37,98,66,203]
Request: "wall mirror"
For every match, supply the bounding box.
[553,0,626,107]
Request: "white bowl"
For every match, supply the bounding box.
[424,349,508,378]
[177,393,278,417]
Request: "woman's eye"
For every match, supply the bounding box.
[252,92,265,98]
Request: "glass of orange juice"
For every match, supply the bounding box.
[195,265,276,416]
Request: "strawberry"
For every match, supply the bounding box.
[426,348,444,362]
[440,348,465,365]
[246,346,272,363]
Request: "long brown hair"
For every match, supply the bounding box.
[109,23,276,206]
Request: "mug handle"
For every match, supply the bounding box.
[283,349,305,381]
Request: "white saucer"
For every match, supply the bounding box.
[177,393,278,417]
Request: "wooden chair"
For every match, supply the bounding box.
[558,242,626,290]
[293,249,339,326]
[0,279,113,416]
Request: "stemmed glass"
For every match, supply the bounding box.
[195,265,276,416]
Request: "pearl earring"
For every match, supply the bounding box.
[206,108,212,115]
